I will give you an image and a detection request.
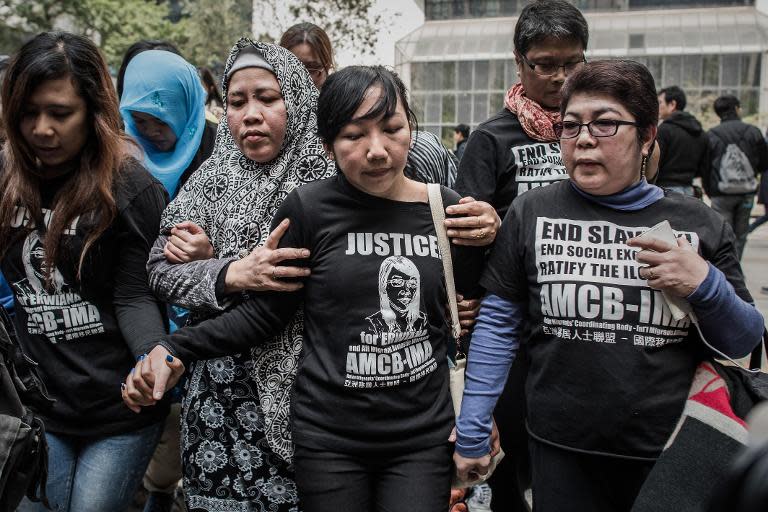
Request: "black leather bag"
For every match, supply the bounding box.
[0,308,53,511]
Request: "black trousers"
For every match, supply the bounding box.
[488,348,531,512]
[294,442,453,512]
[529,438,655,512]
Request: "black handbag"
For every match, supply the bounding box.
[0,308,53,511]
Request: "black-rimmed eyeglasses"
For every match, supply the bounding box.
[553,120,639,139]
[520,54,586,77]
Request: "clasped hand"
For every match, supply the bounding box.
[121,345,185,412]
[450,418,501,483]
[165,218,312,293]
[445,197,501,246]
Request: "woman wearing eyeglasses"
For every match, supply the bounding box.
[452,59,764,512]
[279,22,335,89]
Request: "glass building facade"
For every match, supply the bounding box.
[424,1,755,20]
[398,1,768,147]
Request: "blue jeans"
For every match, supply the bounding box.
[19,421,163,512]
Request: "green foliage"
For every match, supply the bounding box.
[0,0,389,70]
[253,0,386,60]
[178,0,252,69]
[0,0,186,67]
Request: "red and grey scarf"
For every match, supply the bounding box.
[503,82,560,142]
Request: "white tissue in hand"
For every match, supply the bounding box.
[637,220,692,321]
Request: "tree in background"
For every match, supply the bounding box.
[178,0,252,70]
[252,0,387,61]
[0,0,184,65]
[0,0,389,70]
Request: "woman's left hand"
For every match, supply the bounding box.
[627,235,709,297]
[445,197,500,247]
[121,346,186,413]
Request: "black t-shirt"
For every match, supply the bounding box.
[161,174,484,454]
[455,109,567,219]
[482,180,750,459]
[1,159,169,436]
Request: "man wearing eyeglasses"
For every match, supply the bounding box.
[454,2,589,511]
[455,1,590,225]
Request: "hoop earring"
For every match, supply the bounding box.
[640,155,648,181]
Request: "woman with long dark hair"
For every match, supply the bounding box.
[0,32,168,511]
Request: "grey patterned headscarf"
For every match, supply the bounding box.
[161,39,335,461]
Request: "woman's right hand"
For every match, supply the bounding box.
[121,345,185,413]
[164,221,214,263]
[224,219,311,294]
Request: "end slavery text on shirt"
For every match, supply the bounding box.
[534,217,699,349]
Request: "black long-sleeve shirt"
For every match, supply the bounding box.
[1,158,169,436]
[160,174,483,453]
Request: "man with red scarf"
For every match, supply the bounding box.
[454,2,588,510]
[456,0,588,221]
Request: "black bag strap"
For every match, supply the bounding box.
[749,328,768,371]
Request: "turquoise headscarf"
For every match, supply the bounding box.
[120,50,206,197]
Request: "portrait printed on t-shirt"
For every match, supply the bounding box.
[344,233,439,390]
[9,207,105,343]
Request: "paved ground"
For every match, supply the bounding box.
[737,211,768,369]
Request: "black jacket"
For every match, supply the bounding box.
[455,139,467,161]
[657,111,709,188]
[705,115,768,197]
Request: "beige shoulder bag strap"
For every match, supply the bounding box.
[426,183,462,345]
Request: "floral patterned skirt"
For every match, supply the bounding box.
[181,354,300,512]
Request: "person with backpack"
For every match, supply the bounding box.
[705,95,768,259]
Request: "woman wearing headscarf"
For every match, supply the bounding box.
[120,50,216,198]
[120,48,219,512]
[140,39,335,511]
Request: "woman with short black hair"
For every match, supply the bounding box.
[454,59,763,512]
[126,65,491,512]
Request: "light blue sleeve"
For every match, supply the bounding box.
[687,262,764,359]
[455,293,525,458]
